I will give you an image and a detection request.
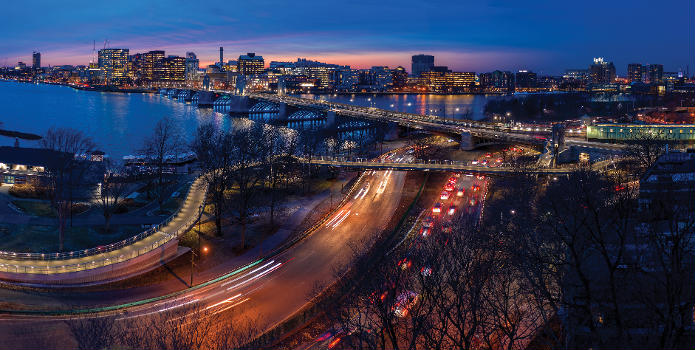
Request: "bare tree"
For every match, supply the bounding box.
[95,160,130,232]
[141,116,183,212]
[41,127,96,251]
[192,123,233,237]
[65,315,119,350]
[228,121,266,248]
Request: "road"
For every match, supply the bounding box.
[300,163,491,349]
[0,154,411,348]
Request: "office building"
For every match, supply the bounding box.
[628,63,643,83]
[237,53,264,75]
[563,69,589,81]
[32,52,41,70]
[646,64,664,84]
[480,70,514,92]
[392,66,408,89]
[515,70,538,90]
[185,52,199,80]
[98,48,129,84]
[411,54,434,77]
[370,66,393,91]
[589,57,616,84]
[161,56,185,81]
[141,50,165,81]
[219,47,223,67]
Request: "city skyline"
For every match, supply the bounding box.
[2,0,693,75]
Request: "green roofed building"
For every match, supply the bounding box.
[586,124,695,142]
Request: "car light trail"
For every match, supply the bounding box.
[325,210,346,227]
[332,210,352,229]
[221,260,276,287]
[226,261,283,291]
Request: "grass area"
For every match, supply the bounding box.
[11,200,56,217]
[0,223,144,253]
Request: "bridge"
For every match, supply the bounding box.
[159,88,627,154]
[308,156,597,175]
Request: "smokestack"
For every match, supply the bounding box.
[219,47,223,65]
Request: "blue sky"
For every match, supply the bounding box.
[1,0,692,74]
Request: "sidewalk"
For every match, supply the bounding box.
[0,176,207,275]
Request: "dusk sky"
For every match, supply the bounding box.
[1,0,692,75]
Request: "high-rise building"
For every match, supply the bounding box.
[646,64,664,84]
[161,56,185,81]
[392,66,408,89]
[185,52,199,80]
[627,63,643,83]
[411,54,434,77]
[515,70,538,90]
[219,47,223,67]
[370,66,393,91]
[589,57,616,84]
[480,70,514,92]
[237,53,264,75]
[98,48,129,84]
[141,50,165,81]
[563,69,589,81]
[32,51,41,70]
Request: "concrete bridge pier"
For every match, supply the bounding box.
[230,95,250,112]
[384,122,399,141]
[326,110,338,129]
[460,131,474,150]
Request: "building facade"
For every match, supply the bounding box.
[628,63,643,83]
[32,52,41,70]
[589,57,616,84]
[237,53,264,75]
[411,54,434,77]
[98,48,129,85]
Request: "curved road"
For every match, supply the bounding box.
[0,158,409,348]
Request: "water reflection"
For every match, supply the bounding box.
[0,82,222,158]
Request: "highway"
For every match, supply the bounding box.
[0,153,411,348]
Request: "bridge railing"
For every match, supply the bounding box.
[0,177,208,263]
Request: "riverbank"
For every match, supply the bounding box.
[0,79,156,94]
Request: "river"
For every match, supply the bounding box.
[0,82,502,158]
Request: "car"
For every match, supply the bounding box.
[393,291,420,318]
[422,216,434,228]
[420,266,432,276]
[485,153,492,157]
[456,187,465,197]
[432,203,442,214]
[444,183,455,192]
[471,185,480,192]
[469,198,477,206]
[454,173,461,177]
[447,205,456,215]
[476,175,485,180]
[420,227,430,238]
[481,159,488,165]
[440,191,450,200]
[471,160,478,165]
[496,158,503,163]
[398,258,412,270]
[441,223,452,234]
[448,176,458,183]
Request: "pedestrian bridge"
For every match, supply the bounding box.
[308,156,580,175]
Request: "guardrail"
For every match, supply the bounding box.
[0,177,208,263]
[308,156,590,174]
